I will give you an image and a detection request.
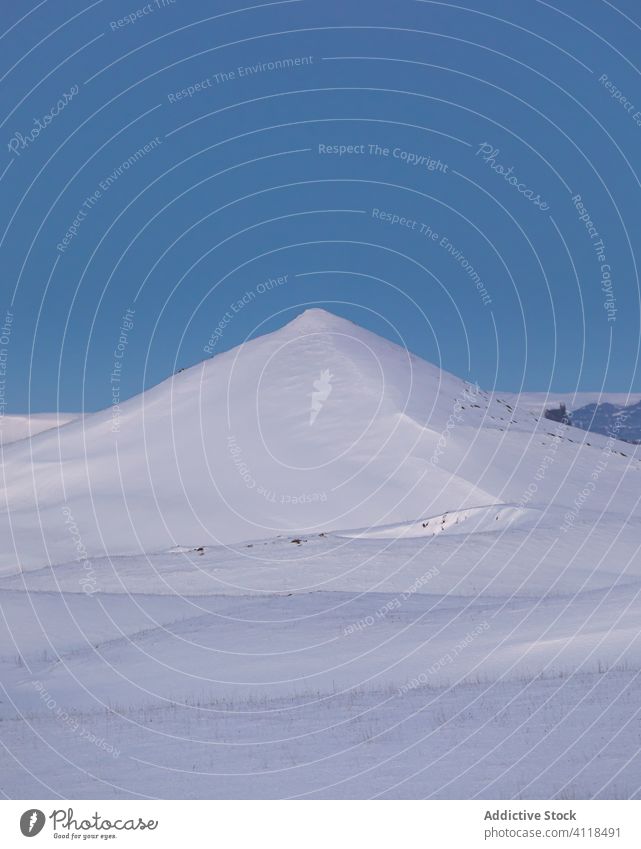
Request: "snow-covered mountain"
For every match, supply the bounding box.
[570,399,641,443]
[511,392,641,443]
[0,308,638,575]
[3,310,641,799]
[507,391,641,416]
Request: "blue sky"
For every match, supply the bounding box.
[1,0,640,412]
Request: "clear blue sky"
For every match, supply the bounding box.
[1,0,640,412]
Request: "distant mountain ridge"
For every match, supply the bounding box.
[507,392,641,444]
[566,400,641,444]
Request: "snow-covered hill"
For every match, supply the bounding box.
[2,310,641,799]
[0,412,78,445]
[0,309,637,575]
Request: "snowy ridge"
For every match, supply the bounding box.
[338,504,535,539]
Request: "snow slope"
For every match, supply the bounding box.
[2,310,641,798]
[0,309,638,574]
[5,664,641,799]
[0,412,78,445]
[2,531,641,798]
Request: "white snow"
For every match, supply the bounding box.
[0,412,78,446]
[0,309,637,574]
[337,504,534,539]
[1,310,640,799]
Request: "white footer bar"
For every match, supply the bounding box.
[2,800,638,848]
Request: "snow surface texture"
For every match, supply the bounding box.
[0,412,78,446]
[1,310,641,799]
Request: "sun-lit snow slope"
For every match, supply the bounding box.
[2,548,641,798]
[0,412,78,445]
[0,309,638,574]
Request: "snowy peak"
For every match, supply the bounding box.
[0,309,638,574]
[270,309,416,363]
[284,307,351,332]
[268,309,406,365]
